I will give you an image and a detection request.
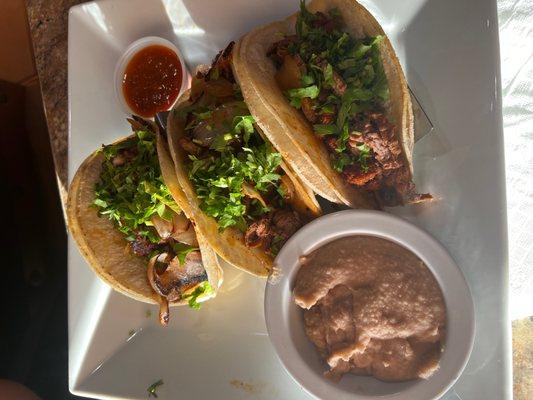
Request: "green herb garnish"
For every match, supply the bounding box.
[274,1,392,173]
[356,143,372,172]
[285,85,320,108]
[147,379,163,398]
[333,153,355,172]
[300,74,315,86]
[189,120,282,231]
[171,242,199,265]
[313,124,337,136]
[93,129,180,245]
[182,281,214,309]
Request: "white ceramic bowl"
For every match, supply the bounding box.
[114,36,191,117]
[265,210,475,400]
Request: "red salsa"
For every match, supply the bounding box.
[122,45,182,118]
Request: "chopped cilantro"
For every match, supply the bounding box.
[333,153,355,172]
[296,0,315,37]
[323,63,334,88]
[233,115,255,143]
[356,143,372,172]
[182,281,214,309]
[171,243,199,265]
[189,141,282,231]
[183,74,286,234]
[336,123,350,153]
[272,1,393,174]
[187,105,282,232]
[147,379,163,398]
[319,103,336,114]
[300,74,315,86]
[285,85,320,108]
[193,110,213,120]
[209,115,255,152]
[93,129,180,245]
[337,88,373,128]
[313,124,337,136]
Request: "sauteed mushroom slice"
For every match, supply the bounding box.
[147,251,208,325]
[158,297,170,326]
[171,224,198,246]
[151,212,194,243]
[241,182,268,208]
[147,253,172,325]
[151,215,174,240]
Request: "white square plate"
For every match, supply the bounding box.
[68,0,510,399]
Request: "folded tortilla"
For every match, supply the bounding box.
[234,0,414,208]
[166,67,321,277]
[67,126,223,306]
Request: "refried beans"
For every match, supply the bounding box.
[293,236,446,382]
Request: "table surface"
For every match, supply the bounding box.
[26,0,531,399]
[26,0,85,202]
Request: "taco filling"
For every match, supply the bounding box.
[267,2,430,206]
[93,118,213,324]
[177,44,306,256]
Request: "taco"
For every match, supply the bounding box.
[166,43,321,277]
[234,0,431,207]
[67,117,223,325]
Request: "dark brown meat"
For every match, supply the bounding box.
[356,113,403,170]
[342,111,433,204]
[323,136,338,153]
[383,168,415,204]
[357,132,402,171]
[111,147,138,166]
[375,166,432,207]
[316,58,346,97]
[208,42,234,81]
[319,113,335,125]
[267,35,298,66]
[244,217,272,248]
[244,209,302,254]
[271,209,302,240]
[311,11,340,32]
[331,70,347,97]
[178,137,202,156]
[362,114,431,203]
[131,236,157,257]
[293,54,307,75]
[343,165,381,188]
[301,98,317,123]
[347,135,363,156]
